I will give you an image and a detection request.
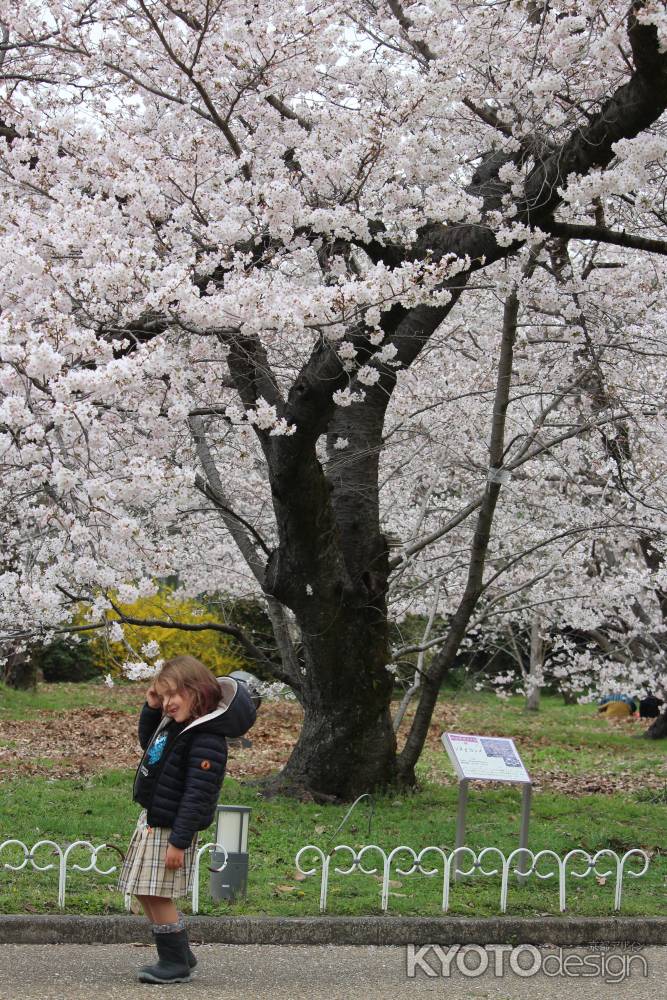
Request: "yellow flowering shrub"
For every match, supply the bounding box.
[87,591,248,677]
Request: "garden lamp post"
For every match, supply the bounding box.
[210,805,251,901]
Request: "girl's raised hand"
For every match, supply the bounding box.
[146,685,162,709]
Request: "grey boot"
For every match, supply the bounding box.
[177,912,197,968]
[138,928,191,984]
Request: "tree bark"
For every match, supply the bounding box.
[645,710,667,739]
[526,616,543,712]
[272,605,397,798]
[269,389,398,795]
[2,649,37,690]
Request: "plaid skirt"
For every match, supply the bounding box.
[117,810,198,898]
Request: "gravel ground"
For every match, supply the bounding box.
[0,943,664,1000]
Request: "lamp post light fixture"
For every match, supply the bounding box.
[209,805,251,902]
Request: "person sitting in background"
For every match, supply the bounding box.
[639,693,664,719]
[597,693,637,714]
[598,701,633,719]
[598,700,633,719]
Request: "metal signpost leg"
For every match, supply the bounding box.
[454,779,469,883]
[442,733,533,886]
[517,782,532,882]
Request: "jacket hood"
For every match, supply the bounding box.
[180,675,257,738]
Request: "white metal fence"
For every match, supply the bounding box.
[2,837,650,915]
[0,839,227,914]
[294,844,650,914]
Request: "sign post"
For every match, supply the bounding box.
[442,733,532,882]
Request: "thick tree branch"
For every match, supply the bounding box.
[106,601,278,672]
[543,220,667,256]
[226,335,285,413]
[386,0,438,63]
[517,4,667,221]
[265,94,312,133]
[389,2,667,276]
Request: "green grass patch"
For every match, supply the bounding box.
[0,681,140,719]
[1,771,665,918]
[443,691,666,780]
[1,683,665,917]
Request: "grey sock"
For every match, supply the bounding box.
[152,914,185,934]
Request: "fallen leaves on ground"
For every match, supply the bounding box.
[0,691,664,796]
[398,701,461,752]
[528,768,661,797]
[226,699,303,779]
[0,693,306,784]
[0,707,142,780]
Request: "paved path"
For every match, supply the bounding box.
[0,944,664,999]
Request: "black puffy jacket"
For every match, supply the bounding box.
[133,677,256,849]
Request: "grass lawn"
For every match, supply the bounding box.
[0,682,140,720]
[421,690,667,793]
[0,683,665,918]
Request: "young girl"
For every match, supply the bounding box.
[117,655,256,984]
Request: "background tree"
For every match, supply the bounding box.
[0,1,666,795]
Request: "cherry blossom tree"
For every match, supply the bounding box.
[383,237,667,734]
[1,1,667,796]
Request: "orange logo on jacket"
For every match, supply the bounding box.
[200,760,211,770]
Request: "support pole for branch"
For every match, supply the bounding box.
[398,252,540,782]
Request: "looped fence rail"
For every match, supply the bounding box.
[294,843,650,914]
[1,839,121,909]
[1,836,649,915]
[1,838,227,913]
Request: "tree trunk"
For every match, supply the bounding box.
[241,367,399,798]
[526,616,543,712]
[264,545,397,798]
[277,637,397,798]
[2,649,37,690]
[525,683,540,712]
[646,709,667,740]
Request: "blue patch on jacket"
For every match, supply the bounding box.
[147,732,168,765]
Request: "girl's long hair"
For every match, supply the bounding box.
[154,655,221,719]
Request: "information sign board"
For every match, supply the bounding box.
[441,732,532,881]
[442,733,530,784]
